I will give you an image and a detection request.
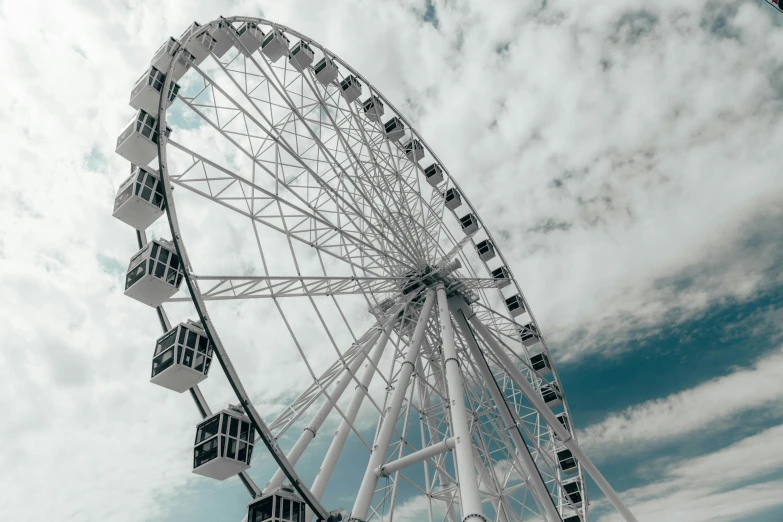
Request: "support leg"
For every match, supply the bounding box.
[454,300,639,522]
[348,289,437,522]
[435,283,484,522]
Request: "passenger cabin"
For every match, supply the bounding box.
[261,29,290,62]
[384,117,405,141]
[181,22,217,64]
[341,75,362,103]
[115,109,171,167]
[112,165,165,230]
[460,213,479,236]
[290,41,314,71]
[555,412,571,439]
[491,265,510,288]
[124,239,183,307]
[476,239,495,262]
[151,37,181,77]
[505,294,525,317]
[518,322,541,347]
[404,139,424,162]
[169,50,196,81]
[556,448,578,475]
[193,406,254,480]
[363,96,384,121]
[151,320,213,393]
[424,163,444,186]
[529,352,551,376]
[129,65,180,116]
[247,486,307,522]
[444,188,461,210]
[540,382,562,408]
[314,56,338,84]
[236,22,264,56]
[209,18,234,58]
[561,477,585,508]
[563,515,582,522]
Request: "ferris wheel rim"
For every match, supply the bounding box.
[143,15,596,522]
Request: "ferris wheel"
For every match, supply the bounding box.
[112,16,639,522]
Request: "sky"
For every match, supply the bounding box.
[1,0,783,521]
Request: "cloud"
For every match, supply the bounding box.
[594,424,783,522]
[579,347,783,458]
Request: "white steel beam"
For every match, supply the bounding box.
[264,325,385,492]
[376,437,455,477]
[307,317,395,518]
[435,283,484,522]
[451,303,561,522]
[418,353,458,522]
[454,300,639,522]
[348,289,437,522]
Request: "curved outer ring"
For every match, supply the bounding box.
[153,15,581,519]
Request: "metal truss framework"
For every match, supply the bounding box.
[121,15,640,522]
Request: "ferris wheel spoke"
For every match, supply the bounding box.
[175,90,418,276]
[166,139,402,276]
[291,73,430,264]
[167,275,502,301]
[190,56,423,269]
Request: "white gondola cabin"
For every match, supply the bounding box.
[248,486,307,522]
[530,352,551,376]
[444,188,462,210]
[561,477,585,508]
[314,56,338,84]
[151,37,181,76]
[210,19,234,58]
[112,165,165,230]
[384,117,405,141]
[115,109,172,167]
[151,320,213,393]
[491,265,510,288]
[181,22,217,65]
[556,448,578,475]
[404,139,424,162]
[460,213,479,235]
[476,239,495,261]
[193,406,254,480]
[261,29,290,62]
[555,412,571,438]
[519,322,541,347]
[505,294,525,317]
[129,65,180,116]
[290,41,315,71]
[424,163,444,186]
[124,239,183,307]
[341,75,362,103]
[236,22,264,56]
[540,382,562,407]
[363,96,384,121]
[169,49,195,81]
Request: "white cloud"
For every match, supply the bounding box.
[579,347,783,458]
[594,424,783,522]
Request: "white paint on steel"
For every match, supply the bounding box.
[348,289,437,522]
[435,283,484,522]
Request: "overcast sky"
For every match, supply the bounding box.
[1,0,783,521]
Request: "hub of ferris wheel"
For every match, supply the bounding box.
[110,16,640,522]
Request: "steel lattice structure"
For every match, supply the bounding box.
[112,16,639,522]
